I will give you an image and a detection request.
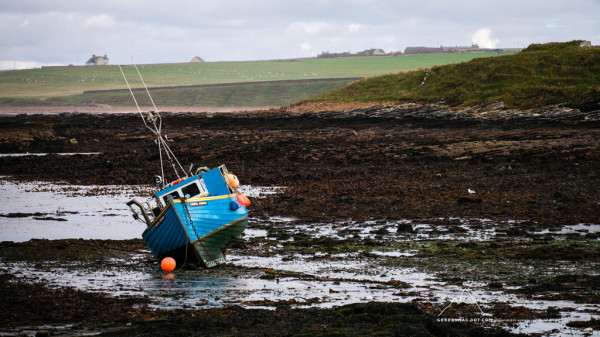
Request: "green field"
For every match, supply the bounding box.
[0,53,508,107]
[0,79,355,107]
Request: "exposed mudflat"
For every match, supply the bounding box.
[0,103,599,336]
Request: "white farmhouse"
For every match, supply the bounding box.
[86,54,109,66]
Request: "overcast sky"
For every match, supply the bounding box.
[1,0,599,69]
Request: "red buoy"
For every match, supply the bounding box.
[161,257,176,272]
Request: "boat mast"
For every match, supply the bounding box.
[118,65,188,185]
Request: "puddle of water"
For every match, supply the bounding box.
[535,223,600,236]
[0,324,75,337]
[369,250,417,257]
[513,312,600,336]
[0,152,101,157]
[2,256,429,310]
[254,217,505,243]
[0,178,148,242]
[238,185,282,198]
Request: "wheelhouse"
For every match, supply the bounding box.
[155,176,209,208]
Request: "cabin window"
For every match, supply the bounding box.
[162,191,180,205]
[157,179,208,207]
[182,182,201,198]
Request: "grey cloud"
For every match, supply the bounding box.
[1,0,599,68]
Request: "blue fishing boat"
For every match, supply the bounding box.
[120,65,249,268]
[127,166,249,268]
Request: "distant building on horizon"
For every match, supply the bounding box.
[190,56,205,63]
[404,44,507,55]
[357,48,386,56]
[86,54,109,66]
[317,48,387,58]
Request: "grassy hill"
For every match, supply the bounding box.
[305,41,600,110]
[0,52,507,108]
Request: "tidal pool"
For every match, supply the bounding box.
[0,178,147,241]
[0,177,598,336]
[0,178,280,242]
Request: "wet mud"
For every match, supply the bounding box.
[1,103,599,336]
[0,271,512,337]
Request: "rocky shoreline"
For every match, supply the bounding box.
[1,103,599,336]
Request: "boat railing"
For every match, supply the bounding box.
[145,197,162,216]
[126,199,153,226]
[218,164,237,194]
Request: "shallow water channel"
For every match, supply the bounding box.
[0,177,599,336]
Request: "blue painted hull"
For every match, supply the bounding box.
[142,203,189,258]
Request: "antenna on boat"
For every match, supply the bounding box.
[118,64,188,186]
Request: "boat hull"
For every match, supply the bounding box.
[142,194,248,268]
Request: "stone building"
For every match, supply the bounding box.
[86,54,109,66]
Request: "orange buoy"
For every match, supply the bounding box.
[161,257,176,272]
[237,193,250,207]
[226,174,240,188]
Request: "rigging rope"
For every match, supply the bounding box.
[134,64,159,113]
[118,64,189,183]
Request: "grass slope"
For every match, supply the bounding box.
[306,41,600,110]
